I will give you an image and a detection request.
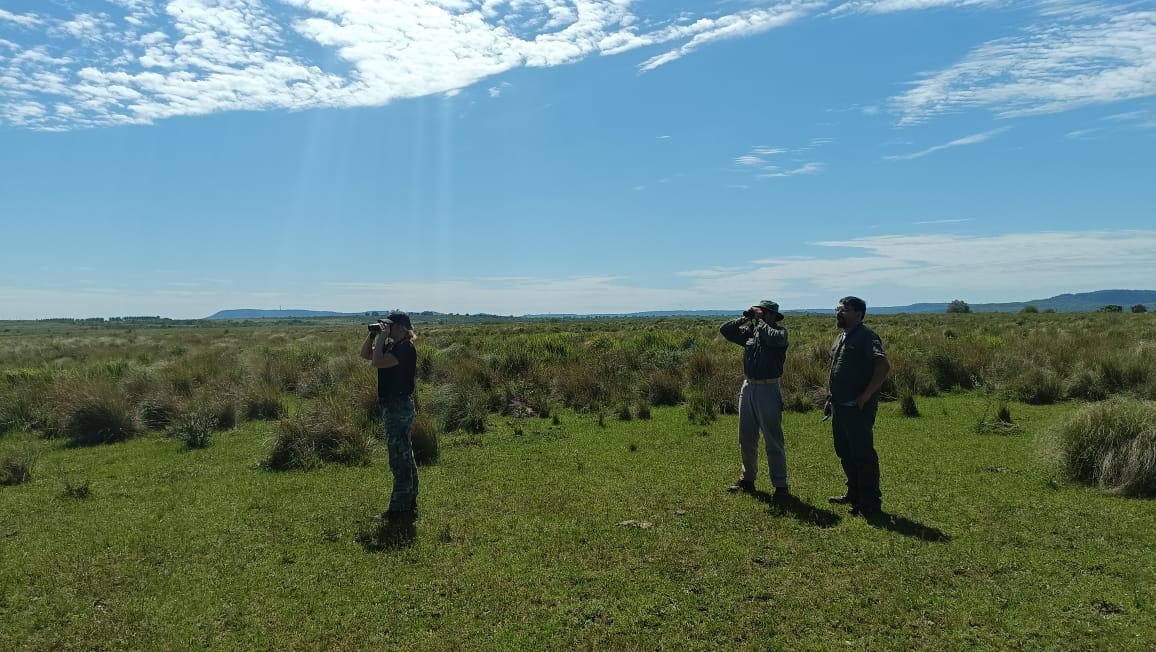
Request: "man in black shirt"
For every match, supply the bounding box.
[360,310,419,520]
[824,296,890,517]
[720,300,790,497]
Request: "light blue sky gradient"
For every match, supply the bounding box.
[2,0,1154,318]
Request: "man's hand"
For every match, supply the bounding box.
[823,399,832,417]
[854,394,868,410]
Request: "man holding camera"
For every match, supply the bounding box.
[360,310,419,521]
[824,296,890,518]
[720,300,790,497]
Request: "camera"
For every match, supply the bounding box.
[368,322,384,333]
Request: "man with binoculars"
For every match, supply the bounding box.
[719,300,790,498]
[360,310,419,521]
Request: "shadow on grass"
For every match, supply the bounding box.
[865,512,951,543]
[752,491,842,528]
[357,516,417,552]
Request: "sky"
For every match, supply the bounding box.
[1,0,1154,319]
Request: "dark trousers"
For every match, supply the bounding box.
[832,401,881,511]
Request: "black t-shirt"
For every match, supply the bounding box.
[377,338,417,400]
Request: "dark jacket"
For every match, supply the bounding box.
[720,317,788,380]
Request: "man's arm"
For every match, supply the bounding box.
[359,333,375,360]
[855,356,891,408]
[370,338,400,369]
[719,317,752,346]
[753,320,788,349]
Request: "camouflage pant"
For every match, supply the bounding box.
[381,396,418,513]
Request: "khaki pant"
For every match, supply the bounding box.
[737,380,787,488]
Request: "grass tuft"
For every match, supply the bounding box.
[266,399,373,471]
[0,449,34,485]
[1053,397,1156,497]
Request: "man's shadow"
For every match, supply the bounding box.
[752,491,842,528]
[357,515,417,552]
[864,511,951,542]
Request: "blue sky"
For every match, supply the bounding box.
[1,0,1154,319]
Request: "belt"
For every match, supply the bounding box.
[746,377,780,384]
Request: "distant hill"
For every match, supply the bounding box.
[206,309,357,319]
[862,289,1156,314]
[204,290,1155,320]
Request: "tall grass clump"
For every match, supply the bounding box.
[426,383,488,433]
[266,399,373,471]
[166,413,217,450]
[1053,397,1156,497]
[0,449,35,485]
[411,412,439,465]
[60,382,142,446]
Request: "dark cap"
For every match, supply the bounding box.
[383,310,412,329]
[756,300,784,321]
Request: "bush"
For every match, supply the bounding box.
[137,393,185,430]
[1053,398,1156,497]
[62,385,142,446]
[243,382,284,421]
[0,449,34,485]
[427,383,489,433]
[63,479,92,499]
[411,412,439,465]
[167,413,216,449]
[927,352,974,391]
[636,402,652,420]
[1132,304,1148,313]
[644,368,684,407]
[899,393,920,417]
[265,400,373,471]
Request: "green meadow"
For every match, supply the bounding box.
[1,314,1154,650]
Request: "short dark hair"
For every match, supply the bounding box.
[839,296,867,314]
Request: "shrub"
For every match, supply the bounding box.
[427,383,489,433]
[137,393,185,430]
[0,449,34,485]
[1053,398,1156,497]
[927,352,974,391]
[636,402,652,420]
[644,368,684,407]
[899,393,920,417]
[946,299,971,314]
[616,404,633,421]
[266,400,373,471]
[167,413,216,449]
[1004,367,1064,405]
[243,382,284,421]
[62,385,142,446]
[1132,304,1148,313]
[1066,369,1108,402]
[63,479,91,499]
[411,412,439,465]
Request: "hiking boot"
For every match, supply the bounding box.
[828,494,853,505]
[849,506,881,518]
[727,479,755,494]
[773,486,791,501]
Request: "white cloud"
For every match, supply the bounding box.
[735,155,764,166]
[752,146,786,155]
[677,230,1156,307]
[759,162,824,177]
[884,126,1009,160]
[0,0,824,130]
[832,0,1000,15]
[892,6,1156,124]
[0,9,42,28]
[912,218,971,224]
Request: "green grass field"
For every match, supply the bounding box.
[3,394,1152,650]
